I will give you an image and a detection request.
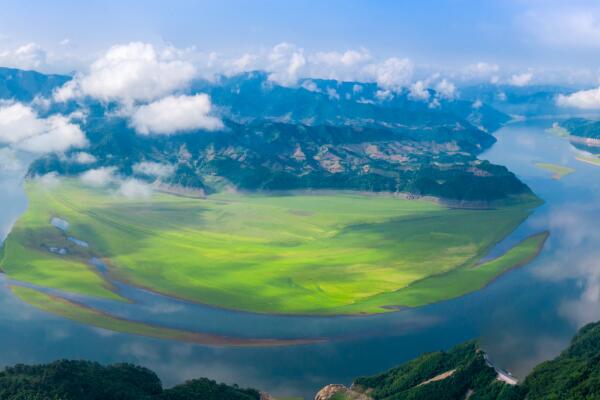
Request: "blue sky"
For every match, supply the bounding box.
[1,0,600,85]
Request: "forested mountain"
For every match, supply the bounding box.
[560,117,600,139]
[0,360,260,400]
[193,72,510,132]
[14,70,533,202]
[317,320,600,400]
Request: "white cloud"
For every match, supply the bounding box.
[409,80,430,101]
[364,57,413,92]
[508,72,533,86]
[212,43,412,91]
[34,172,61,188]
[117,178,153,199]
[435,79,456,100]
[132,161,175,178]
[467,62,499,75]
[266,42,307,87]
[301,80,319,92]
[54,42,197,103]
[462,62,500,82]
[0,42,47,70]
[71,151,97,164]
[228,53,258,74]
[129,94,223,135]
[557,87,600,109]
[0,102,87,154]
[375,89,393,102]
[472,99,483,109]
[311,48,372,69]
[0,148,24,172]
[428,98,441,109]
[79,166,117,187]
[307,48,372,81]
[269,45,412,91]
[326,87,340,100]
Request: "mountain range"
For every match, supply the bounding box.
[0,67,534,203]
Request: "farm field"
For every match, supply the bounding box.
[0,179,544,315]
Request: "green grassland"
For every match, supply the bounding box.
[534,162,575,179]
[0,179,544,315]
[576,154,600,167]
[546,124,570,138]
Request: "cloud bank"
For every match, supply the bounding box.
[132,162,175,179]
[557,87,600,109]
[54,42,197,103]
[129,94,223,135]
[79,166,117,187]
[0,102,87,154]
[508,72,534,87]
[0,43,47,71]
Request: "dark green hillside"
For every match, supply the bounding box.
[329,320,600,400]
[347,341,519,400]
[0,67,70,101]
[521,321,600,399]
[561,117,600,139]
[0,360,260,400]
[4,322,600,399]
[29,114,530,201]
[0,66,527,202]
[27,71,531,203]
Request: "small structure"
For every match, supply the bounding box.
[50,217,69,231]
[483,353,518,386]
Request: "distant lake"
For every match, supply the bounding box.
[0,120,597,399]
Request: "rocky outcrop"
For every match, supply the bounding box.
[314,384,371,400]
[260,392,275,400]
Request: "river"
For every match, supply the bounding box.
[0,120,598,398]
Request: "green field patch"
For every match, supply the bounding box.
[340,231,549,313]
[576,154,600,167]
[534,162,575,180]
[1,179,542,315]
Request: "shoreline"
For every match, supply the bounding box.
[9,284,326,347]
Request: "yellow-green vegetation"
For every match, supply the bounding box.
[546,124,570,137]
[9,286,318,347]
[347,232,549,312]
[1,179,543,315]
[576,154,600,167]
[534,162,575,179]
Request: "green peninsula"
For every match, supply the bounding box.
[0,179,544,316]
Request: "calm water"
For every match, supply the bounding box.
[0,120,599,398]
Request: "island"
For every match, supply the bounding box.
[556,118,600,167]
[534,162,575,179]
